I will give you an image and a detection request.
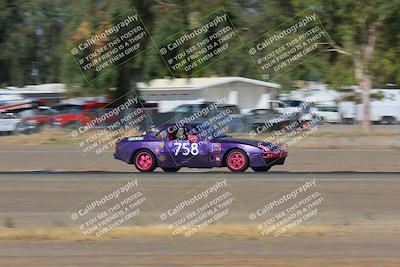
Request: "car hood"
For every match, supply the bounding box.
[213,137,280,149]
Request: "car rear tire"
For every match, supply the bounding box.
[134,150,157,172]
[226,149,249,172]
[161,167,181,172]
[251,166,271,172]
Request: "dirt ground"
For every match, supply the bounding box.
[0,125,399,172]
[0,143,398,172]
[0,173,399,266]
[0,125,399,266]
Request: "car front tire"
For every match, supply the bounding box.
[225,149,249,172]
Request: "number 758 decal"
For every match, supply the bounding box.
[174,142,199,156]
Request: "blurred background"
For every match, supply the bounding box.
[1,2,400,266]
[0,0,399,137]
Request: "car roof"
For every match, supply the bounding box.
[157,122,201,130]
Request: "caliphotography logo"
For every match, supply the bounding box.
[156,174,246,249]
[67,176,153,247]
[246,174,332,250]
[156,8,244,77]
[246,8,330,81]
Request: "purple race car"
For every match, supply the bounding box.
[114,123,287,172]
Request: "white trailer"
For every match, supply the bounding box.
[339,89,400,124]
[356,101,400,124]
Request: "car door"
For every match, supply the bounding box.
[165,126,210,167]
[0,114,20,132]
[39,108,59,125]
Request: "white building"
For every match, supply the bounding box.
[137,77,280,113]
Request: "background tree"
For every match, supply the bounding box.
[0,0,399,134]
[0,0,65,87]
[315,0,400,132]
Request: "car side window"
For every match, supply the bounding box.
[40,109,57,116]
[155,129,167,140]
[168,127,189,141]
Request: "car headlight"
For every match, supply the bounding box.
[258,145,273,158]
[258,145,270,153]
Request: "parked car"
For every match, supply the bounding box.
[272,100,302,114]
[282,100,317,121]
[174,102,214,114]
[21,106,59,128]
[173,103,241,118]
[171,103,243,132]
[267,100,303,119]
[114,123,287,172]
[246,109,296,131]
[214,104,243,132]
[52,102,108,127]
[316,106,340,124]
[0,113,36,135]
[214,104,241,117]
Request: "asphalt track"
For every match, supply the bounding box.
[1,172,399,266]
[1,171,399,226]
[1,146,399,172]
[1,170,399,177]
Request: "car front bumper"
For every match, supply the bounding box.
[249,150,288,167]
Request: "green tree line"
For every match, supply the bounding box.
[0,0,399,131]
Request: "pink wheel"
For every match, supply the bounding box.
[226,149,249,172]
[134,150,156,172]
